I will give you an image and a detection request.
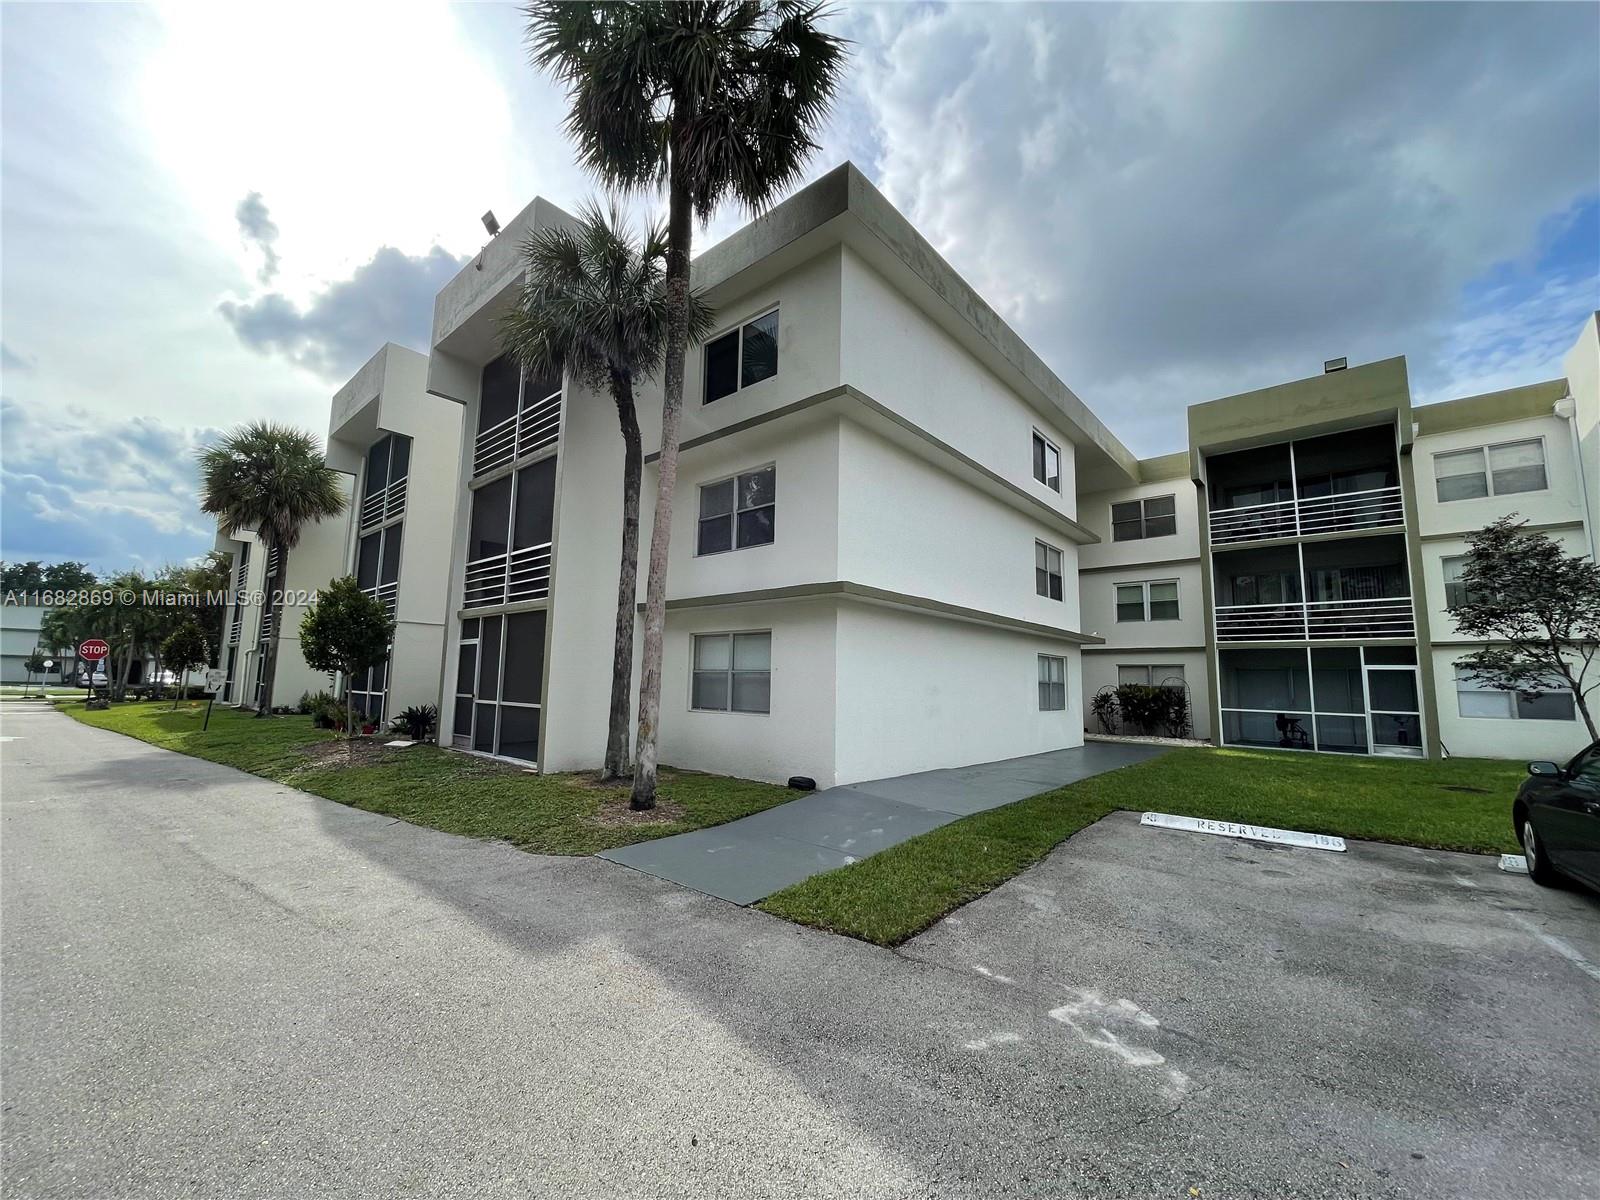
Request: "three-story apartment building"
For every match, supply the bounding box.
[1088,313,1598,762]
[326,343,465,725]
[212,160,1595,772]
[425,165,1121,786]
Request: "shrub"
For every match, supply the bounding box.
[302,690,340,730]
[1090,688,1120,734]
[390,704,438,741]
[1113,684,1191,738]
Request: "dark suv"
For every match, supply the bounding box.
[1514,741,1600,893]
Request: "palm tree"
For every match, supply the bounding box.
[499,202,712,780]
[198,423,346,717]
[526,0,847,809]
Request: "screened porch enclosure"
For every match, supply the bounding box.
[1218,646,1424,756]
[451,610,547,763]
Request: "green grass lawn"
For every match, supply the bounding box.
[758,746,1527,947]
[54,699,793,855]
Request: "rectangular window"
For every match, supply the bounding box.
[1111,494,1177,541]
[1455,665,1575,721]
[692,632,771,713]
[1034,541,1064,601]
[1116,580,1180,622]
[697,465,775,555]
[1031,431,1061,492]
[1442,556,1472,609]
[1117,664,1185,688]
[1435,439,1546,502]
[1038,654,1067,711]
[704,309,779,403]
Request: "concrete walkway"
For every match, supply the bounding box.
[599,742,1167,904]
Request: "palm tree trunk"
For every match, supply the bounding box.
[256,542,287,717]
[116,640,135,701]
[603,370,643,781]
[630,157,694,811]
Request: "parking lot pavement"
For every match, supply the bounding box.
[6,705,1598,1198]
[904,809,1600,1198]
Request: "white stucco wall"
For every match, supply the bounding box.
[838,247,1080,518]
[1430,646,1591,763]
[1560,313,1599,555]
[1412,411,1588,538]
[1078,561,1207,651]
[835,418,1082,630]
[656,599,838,787]
[1075,476,1202,572]
[833,603,1083,785]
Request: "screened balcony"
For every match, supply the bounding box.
[473,356,561,479]
[1207,425,1403,545]
[1213,535,1414,641]
[1218,646,1423,756]
[359,433,411,533]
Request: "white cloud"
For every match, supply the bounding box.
[825,1,1600,454]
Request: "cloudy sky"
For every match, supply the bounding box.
[2,1,1596,573]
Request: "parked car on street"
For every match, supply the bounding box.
[1514,741,1600,894]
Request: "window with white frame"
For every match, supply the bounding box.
[1441,556,1473,609]
[1434,439,1547,503]
[697,465,776,555]
[1031,431,1061,492]
[1117,664,1185,688]
[1454,664,1574,721]
[1111,495,1177,541]
[704,309,778,404]
[1034,540,1064,600]
[692,632,771,713]
[1038,654,1067,711]
[1116,579,1180,622]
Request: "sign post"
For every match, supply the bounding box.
[77,639,109,705]
[203,668,225,730]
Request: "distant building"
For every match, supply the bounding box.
[0,604,71,684]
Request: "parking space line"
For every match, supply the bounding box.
[1507,913,1600,984]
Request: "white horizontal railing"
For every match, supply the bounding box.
[1215,595,1415,642]
[1304,596,1414,639]
[359,477,407,531]
[462,542,553,610]
[1296,487,1404,536]
[1209,485,1403,545]
[228,615,242,645]
[473,389,562,478]
[1215,601,1307,641]
[363,581,399,619]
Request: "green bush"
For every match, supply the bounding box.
[389,704,438,741]
[300,690,341,730]
[1112,684,1191,738]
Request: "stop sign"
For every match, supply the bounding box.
[78,639,110,661]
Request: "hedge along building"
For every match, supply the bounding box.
[1080,311,1599,762]
[424,165,1124,786]
[324,343,465,727]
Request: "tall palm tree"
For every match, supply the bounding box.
[198,423,346,717]
[526,0,847,809]
[499,202,712,780]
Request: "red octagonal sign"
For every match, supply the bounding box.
[78,639,110,661]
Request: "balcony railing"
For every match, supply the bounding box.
[462,542,553,610]
[364,581,399,619]
[473,389,562,478]
[359,477,407,531]
[228,614,242,645]
[1210,485,1403,545]
[1215,595,1415,642]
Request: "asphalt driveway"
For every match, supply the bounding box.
[4,703,1597,1197]
[903,809,1600,1197]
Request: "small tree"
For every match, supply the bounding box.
[298,577,395,751]
[21,650,48,697]
[161,621,210,708]
[1451,517,1600,742]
